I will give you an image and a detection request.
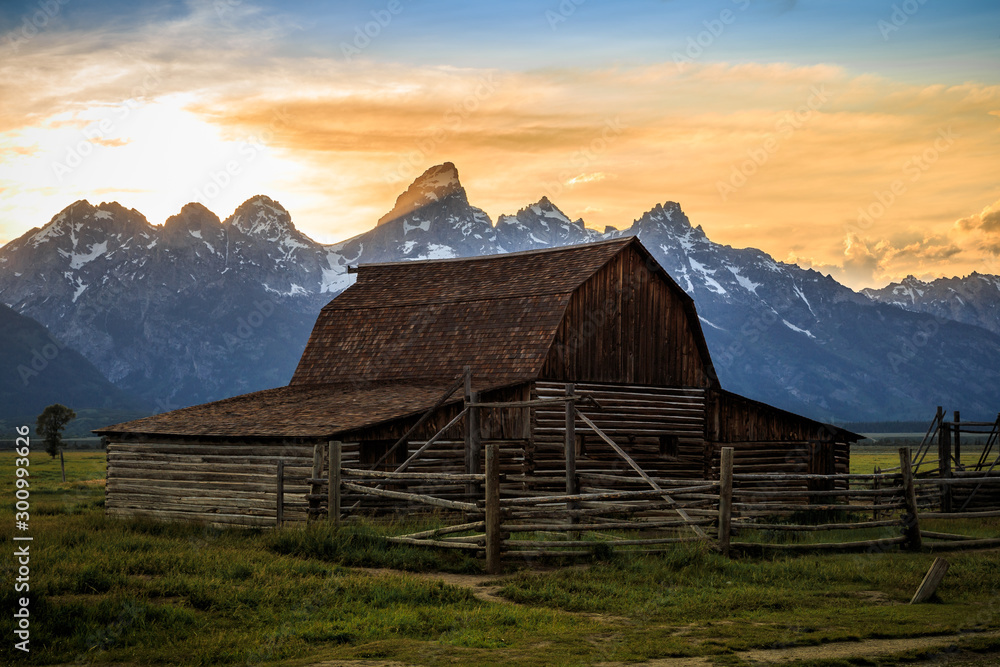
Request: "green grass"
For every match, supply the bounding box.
[852,444,991,474]
[3,449,1000,665]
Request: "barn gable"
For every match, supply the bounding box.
[540,240,716,387]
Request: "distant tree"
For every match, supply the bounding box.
[37,404,76,459]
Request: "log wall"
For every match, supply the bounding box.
[529,381,708,490]
[105,440,360,527]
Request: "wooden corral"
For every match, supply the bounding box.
[97,237,861,529]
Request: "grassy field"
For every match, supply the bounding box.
[2,449,1000,665]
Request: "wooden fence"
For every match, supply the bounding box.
[279,443,1000,573]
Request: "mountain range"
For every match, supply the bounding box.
[1,161,999,424]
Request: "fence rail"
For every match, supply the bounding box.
[278,442,1000,572]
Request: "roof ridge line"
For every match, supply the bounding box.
[324,291,575,310]
[356,236,634,268]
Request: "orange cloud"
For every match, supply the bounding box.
[2,31,1000,288]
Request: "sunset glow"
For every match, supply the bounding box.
[1,0,998,287]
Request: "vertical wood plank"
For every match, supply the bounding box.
[718,447,734,557]
[329,441,341,524]
[939,413,953,513]
[953,410,961,468]
[276,459,284,528]
[910,558,950,604]
[899,447,922,549]
[310,444,324,521]
[565,383,577,496]
[485,443,502,575]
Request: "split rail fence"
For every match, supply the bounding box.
[282,443,1000,573]
[262,383,1000,572]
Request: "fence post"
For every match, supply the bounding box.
[276,459,284,528]
[953,410,961,469]
[873,466,881,520]
[485,443,502,574]
[899,447,921,550]
[464,365,477,501]
[60,450,66,483]
[310,444,324,522]
[329,440,341,524]
[938,407,952,512]
[564,383,577,496]
[466,393,481,501]
[718,447,734,557]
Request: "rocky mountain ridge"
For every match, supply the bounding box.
[2,163,999,422]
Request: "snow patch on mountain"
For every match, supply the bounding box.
[404,218,431,234]
[61,240,108,270]
[782,319,816,338]
[412,243,456,260]
[793,284,816,316]
[699,316,725,330]
[726,266,760,294]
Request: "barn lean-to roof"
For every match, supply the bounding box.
[96,381,458,440]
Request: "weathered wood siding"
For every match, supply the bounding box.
[528,381,709,488]
[710,390,841,444]
[106,440,360,527]
[704,390,852,496]
[540,245,711,387]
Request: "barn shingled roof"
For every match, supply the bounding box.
[96,381,458,439]
[290,237,648,387]
[97,237,717,438]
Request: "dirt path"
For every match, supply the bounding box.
[354,567,516,605]
[596,628,1000,665]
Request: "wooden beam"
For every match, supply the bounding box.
[954,410,961,468]
[276,460,284,528]
[329,441,341,524]
[938,407,953,512]
[565,384,577,497]
[465,383,481,500]
[310,444,324,521]
[340,482,479,512]
[899,447,922,549]
[485,443,502,574]
[338,468,485,482]
[910,558,950,604]
[368,373,465,471]
[718,447,733,557]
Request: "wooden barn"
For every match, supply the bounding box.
[97,237,860,527]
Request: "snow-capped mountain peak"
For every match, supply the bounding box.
[377,162,466,226]
[226,196,296,239]
[495,196,599,252]
[864,271,1000,335]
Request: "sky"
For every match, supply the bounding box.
[0,0,998,289]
